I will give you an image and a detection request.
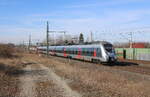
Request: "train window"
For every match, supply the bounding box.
[69,49,71,54]
[65,50,67,53]
[67,49,69,54]
[91,48,94,56]
[71,48,74,54]
[71,49,72,54]
[66,49,68,54]
[85,48,89,56]
[70,50,72,54]
[104,44,113,53]
[60,49,62,53]
[83,48,86,56]
[75,48,78,55]
[72,48,75,54]
[76,49,78,55]
[83,48,86,55]
[60,48,63,53]
[82,48,85,55]
[86,48,93,56]
[97,48,102,57]
[71,48,73,54]
[67,48,69,53]
[68,50,70,54]
[87,48,91,56]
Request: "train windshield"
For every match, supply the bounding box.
[104,44,113,53]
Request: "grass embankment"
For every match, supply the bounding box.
[0,44,23,97]
[0,44,15,58]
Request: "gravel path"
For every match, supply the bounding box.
[18,61,81,97]
[39,64,81,97]
[19,65,36,97]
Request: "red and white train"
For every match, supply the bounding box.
[37,42,117,63]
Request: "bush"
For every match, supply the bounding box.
[0,44,15,58]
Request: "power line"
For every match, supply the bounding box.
[46,21,66,56]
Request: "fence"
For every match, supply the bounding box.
[115,48,150,61]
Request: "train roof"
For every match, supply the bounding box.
[37,41,112,49]
[55,45,100,48]
[52,42,112,48]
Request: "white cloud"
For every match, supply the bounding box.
[1,0,150,43]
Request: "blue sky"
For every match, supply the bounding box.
[0,0,150,43]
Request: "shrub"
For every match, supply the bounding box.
[0,44,15,58]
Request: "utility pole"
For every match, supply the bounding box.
[120,32,133,48]
[22,40,25,49]
[129,32,133,48]
[23,40,24,47]
[46,21,49,56]
[28,34,31,53]
[91,31,93,42]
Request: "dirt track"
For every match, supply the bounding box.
[0,54,150,97]
[19,61,81,97]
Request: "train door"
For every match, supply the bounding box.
[77,48,81,58]
[93,48,97,57]
[64,48,67,57]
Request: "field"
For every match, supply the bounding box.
[0,53,150,97]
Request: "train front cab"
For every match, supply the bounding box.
[103,44,117,63]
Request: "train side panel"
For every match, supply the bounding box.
[37,43,117,63]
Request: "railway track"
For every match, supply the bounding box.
[49,55,150,76]
[109,62,150,76]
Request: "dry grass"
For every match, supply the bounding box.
[12,54,150,97]
[0,44,15,58]
[0,44,24,59]
[0,56,23,97]
[29,55,150,97]
[54,64,148,97]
